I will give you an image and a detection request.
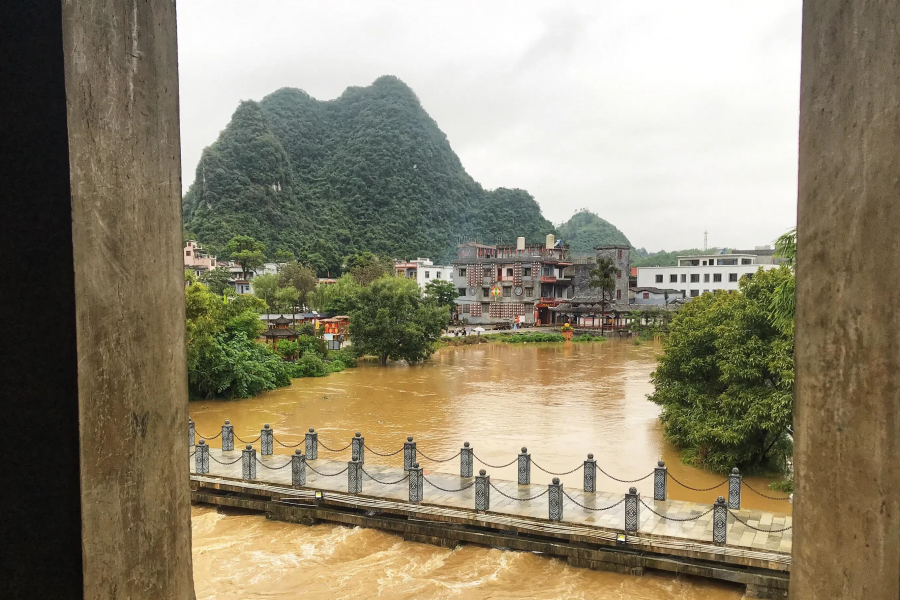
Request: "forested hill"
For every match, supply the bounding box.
[556,210,631,255]
[182,76,556,273]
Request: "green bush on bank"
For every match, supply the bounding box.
[572,334,606,343]
[499,332,565,343]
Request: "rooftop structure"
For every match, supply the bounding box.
[183,240,217,276]
[637,253,779,299]
[394,258,453,289]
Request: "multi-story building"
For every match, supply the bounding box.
[636,253,779,298]
[183,240,217,277]
[394,258,453,290]
[452,235,573,325]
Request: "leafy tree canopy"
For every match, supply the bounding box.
[278,261,317,304]
[226,235,266,275]
[306,274,361,315]
[557,209,631,255]
[198,266,235,297]
[349,276,448,365]
[648,267,795,474]
[424,279,459,309]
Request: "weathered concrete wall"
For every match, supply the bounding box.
[792,1,900,599]
[62,0,194,598]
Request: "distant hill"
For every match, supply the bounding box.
[556,210,631,255]
[182,76,557,273]
[631,248,710,267]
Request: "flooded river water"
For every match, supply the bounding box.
[190,339,787,599]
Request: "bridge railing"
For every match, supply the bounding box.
[188,419,793,545]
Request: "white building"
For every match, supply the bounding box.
[636,254,779,299]
[394,258,453,290]
[629,287,685,305]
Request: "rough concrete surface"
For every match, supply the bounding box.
[62,0,195,598]
[793,1,900,599]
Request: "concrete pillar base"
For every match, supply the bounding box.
[403,533,461,549]
[567,556,644,576]
[746,582,789,599]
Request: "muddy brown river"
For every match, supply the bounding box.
[190,339,787,598]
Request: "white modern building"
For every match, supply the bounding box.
[636,254,779,299]
[394,258,453,290]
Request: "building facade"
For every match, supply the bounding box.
[452,235,573,325]
[636,254,779,298]
[394,258,454,289]
[630,287,685,305]
[183,240,217,277]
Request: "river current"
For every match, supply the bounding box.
[190,339,785,599]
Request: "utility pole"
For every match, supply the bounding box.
[703,230,708,251]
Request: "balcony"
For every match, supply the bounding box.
[540,275,557,283]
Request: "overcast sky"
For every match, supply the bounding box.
[177,1,801,251]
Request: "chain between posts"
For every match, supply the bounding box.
[562,491,626,511]
[666,471,728,491]
[742,480,792,501]
[209,455,243,465]
[197,430,222,440]
[488,482,549,501]
[597,466,654,484]
[418,450,461,463]
[235,434,261,444]
[423,477,476,492]
[189,450,196,458]
[274,437,303,448]
[361,467,409,485]
[363,443,404,457]
[319,440,352,452]
[640,499,714,521]
[255,456,293,470]
[532,460,583,476]
[306,463,350,477]
[474,454,518,469]
[728,510,793,532]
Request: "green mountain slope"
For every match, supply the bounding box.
[183,76,560,273]
[556,210,631,255]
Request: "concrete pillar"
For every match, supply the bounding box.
[517,447,531,485]
[793,2,900,598]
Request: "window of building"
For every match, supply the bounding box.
[543,267,551,276]
[502,286,511,297]
[690,274,700,283]
[525,287,533,297]
[642,292,650,299]
[435,272,441,279]
[741,258,752,265]
[458,288,467,297]
[425,271,430,279]
[523,267,531,277]
[729,273,738,282]
[483,267,491,278]
[680,274,686,283]
[461,303,470,314]
[616,289,622,300]
[655,274,663,283]
[713,273,722,282]
[617,270,622,279]
[482,287,490,297]
[670,274,677,283]
[506,268,514,277]
[185,250,191,256]
[458,268,466,277]
[617,249,623,259]
[703,289,708,293]
[690,290,700,297]
[704,273,710,283]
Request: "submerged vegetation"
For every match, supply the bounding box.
[498,332,566,343]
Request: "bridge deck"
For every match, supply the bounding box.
[191,448,791,570]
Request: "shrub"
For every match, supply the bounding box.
[500,332,565,343]
[572,334,606,343]
[293,350,329,377]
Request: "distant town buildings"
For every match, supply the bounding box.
[394,258,453,289]
[452,234,573,325]
[636,251,779,298]
[183,240,217,277]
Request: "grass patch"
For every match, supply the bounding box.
[572,334,606,343]
[498,332,565,343]
[438,336,489,348]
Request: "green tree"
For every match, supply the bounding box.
[226,235,266,277]
[184,269,197,285]
[349,276,448,365]
[273,247,296,265]
[648,268,795,473]
[770,227,796,336]
[274,286,300,313]
[345,252,392,285]
[278,261,317,305]
[557,209,631,255]
[251,273,279,310]
[306,274,361,314]
[424,279,458,311]
[199,267,234,297]
[588,257,618,335]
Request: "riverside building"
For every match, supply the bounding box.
[452,235,573,325]
[636,253,779,298]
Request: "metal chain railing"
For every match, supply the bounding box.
[742,480,792,501]
[418,449,461,463]
[729,510,793,532]
[423,476,476,492]
[361,468,409,485]
[640,499,715,522]
[363,443,404,457]
[197,430,222,440]
[666,471,727,492]
[255,456,293,470]
[532,460,583,476]
[563,491,626,511]
[209,454,243,465]
[597,465,654,484]
[235,434,261,444]
[489,481,549,502]
[473,454,518,469]
[319,440,352,452]
[274,437,303,448]
[307,463,350,477]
